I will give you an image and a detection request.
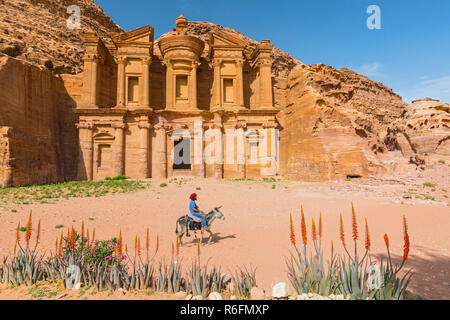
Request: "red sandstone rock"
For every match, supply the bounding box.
[0,0,122,74]
[0,0,447,185]
[387,99,450,156]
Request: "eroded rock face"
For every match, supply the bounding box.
[0,0,122,74]
[386,99,450,156]
[0,0,444,184]
[278,64,407,181]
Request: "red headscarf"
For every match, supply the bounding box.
[190,193,197,200]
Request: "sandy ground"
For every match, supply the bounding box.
[0,173,449,300]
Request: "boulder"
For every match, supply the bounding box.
[208,292,223,300]
[272,282,289,299]
[175,291,187,298]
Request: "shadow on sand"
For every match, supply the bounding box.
[183,233,237,247]
[372,247,450,300]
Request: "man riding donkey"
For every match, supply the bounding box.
[187,193,211,232]
[175,193,225,246]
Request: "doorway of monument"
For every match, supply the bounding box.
[173,136,191,170]
[92,132,115,180]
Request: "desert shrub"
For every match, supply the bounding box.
[0,179,148,210]
[286,204,413,300]
[105,175,130,181]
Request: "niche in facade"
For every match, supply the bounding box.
[223,78,234,104]
[176,75,189,102]
[127,77,139,103]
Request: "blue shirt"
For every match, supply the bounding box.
[189,200,199,214]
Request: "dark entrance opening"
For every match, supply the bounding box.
[173,137,191,170]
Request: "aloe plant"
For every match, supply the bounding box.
[231,266,257,298]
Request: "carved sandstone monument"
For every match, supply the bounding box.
[75,15,279,181]
[0,0,448,186]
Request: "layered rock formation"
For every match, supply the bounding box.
[386,98,450,156]
[1,0,445,185]
[278,64,407,181]
[0,0,122,74]
[0,55,63,186]
[0,0,120,186]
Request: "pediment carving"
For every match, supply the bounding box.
[210,30,246,48]
[112,25,154,44]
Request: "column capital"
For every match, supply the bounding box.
[83,54,98,63]
[142,56,152,65]
[257,58,272,68]
[236,58,245,67]
[212,58,223,67]
[114,55,127,65]
[154,123,171,131]
[111,122,126,129]
[76,122,94,129]
[138,122,152,129]
[235,120,247,129]
[263,121,277,129]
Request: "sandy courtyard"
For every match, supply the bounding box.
[0,177,449,300]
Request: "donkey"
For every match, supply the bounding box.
[175,206,225,246]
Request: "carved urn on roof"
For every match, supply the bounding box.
[158,14,205,60]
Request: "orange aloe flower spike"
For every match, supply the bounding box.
[319,212,323,239]
[384,234,390,248]
[339,213,346,247]
[311,218,317,241]
[365,218,371,251]
[25,210,32,244]
[36,219,41,243]
[289,212,296,247]
[351,203,358,241]
[16,221,20,245]
[402,215,410,261]
[300,206,307,245]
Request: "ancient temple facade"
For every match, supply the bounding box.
[75,15,280,180]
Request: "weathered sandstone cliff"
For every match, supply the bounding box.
[1,0,445,185]
[386,98,450,156]
[0,0,122,74]
[278,63,407,181]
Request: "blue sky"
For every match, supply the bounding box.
[94,0,450,103]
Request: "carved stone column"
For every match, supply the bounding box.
[76,122,94,180]
[164,59,174,108]
[258,58,273,108]
[82,54,99,106]
[213,113,224,179]
[190,61,200,108]
[154,123,169,179]
[138,121,152,178]
[212,59,222,108]
[193,120,205,178]
[112,122,126,176]
[236,59,245,108]
[236,121,247,178]
[141,57,151,108]
[116,56,127,107]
